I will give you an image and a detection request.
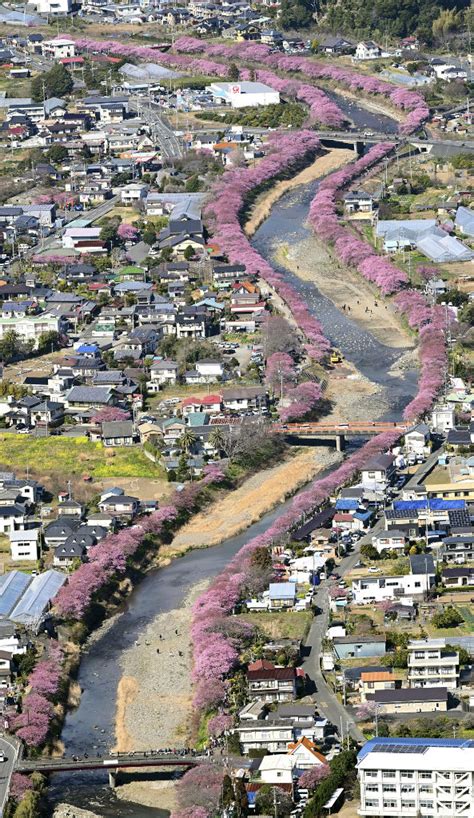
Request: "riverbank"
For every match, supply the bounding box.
[113,582,207,812]
[275,235,414,350]
[170,447,341,551]
[245,148,354,238]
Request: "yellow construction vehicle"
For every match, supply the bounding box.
[330,349,344,365]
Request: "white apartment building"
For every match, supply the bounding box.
[0,315,62,347]
[408,639,459,690]
[41,38,76,59]
[351,571,433,604]
[358,737,474,818]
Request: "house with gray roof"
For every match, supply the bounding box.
[455,205,474,237]
[101,421,135,447]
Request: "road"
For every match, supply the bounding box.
[301,450,440,744]
[129,97,184,160]
[302,537,372,744]
[0,736,19,816]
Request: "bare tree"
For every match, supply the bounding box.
[262,315,300,358]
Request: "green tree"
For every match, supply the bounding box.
[279,0,313,29]
[222,774,234,808]
[179,428,196,454]
[360,543,380,561]
[447,644,471,665]
[47,145,69,164]
[432,606,464,629]
[183,245,195,260]
[13,791,41,818]
[31,63,73,102]
[185,174,202,193]
[209,427,225,454]
[176,452,190,482]
[228,62,240,81]
[37,330,61,355]
[0,330,21,363]
[99,221,119,249]
[250,547,273,572]
[234,778,248,817]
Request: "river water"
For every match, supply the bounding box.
[48,105,415,816]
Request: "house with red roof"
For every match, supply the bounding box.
[247,661,298,702]
[287,737,328,769]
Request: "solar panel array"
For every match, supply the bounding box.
[371,744,429,754]
[448,509,471,528]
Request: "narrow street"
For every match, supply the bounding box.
[302,451,439,744]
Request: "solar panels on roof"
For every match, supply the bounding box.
[0,570,30,617]
[371,743,429,754]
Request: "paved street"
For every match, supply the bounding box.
[0,736,19,816]
[129,98,184,160]
[302,540,368,744]
[302,452,439,744]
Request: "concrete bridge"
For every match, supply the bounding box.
[15,751,207,787]
[274,420,409,450]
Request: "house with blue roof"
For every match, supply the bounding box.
[358,737,474,818]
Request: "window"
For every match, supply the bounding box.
[420,802,433,810]
[365,771,378,779]
[383,771,396,779]
[365,786,379,793]
[401,802,415,809]
[383,801,397,809]
[401,771,414,779]
[365,800,378,808]
[420,773,432,780]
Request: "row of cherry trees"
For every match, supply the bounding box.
[12,642,63,748]
[70,35,428,135]
[190,428,400,717]
[70,37,346,128]
[204,130,329,420]
[179,432,398,817]
[172,37,429,134]
[54,464,225,620]
[308,143,450,420]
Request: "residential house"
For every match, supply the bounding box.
[98,493,139,520]
[442,566,474,587]
[344,191,375,215]
[361,454,396,491]
[148,360,178,392]
[287,737,327,770]
[372,529,407,555]
[355,41,382,59]
[101,421,135,447]
[332,635,387,659]
[222,386,267,413]
[238,719,294,754]
[405,424,430,457]
[367,687,449,713]
[0,505,26,535]
[247,661,298,702]
[9,529,40,561]
[431,405,456,434]
[407,638,459,689]
[268,582,297,610]
[360,671,397,703]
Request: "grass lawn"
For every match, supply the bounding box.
[239,610,313,641]
[0,434,163,480]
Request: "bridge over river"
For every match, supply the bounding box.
[274,420,409,450]
[15,750,207,788]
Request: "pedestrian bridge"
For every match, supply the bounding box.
[274,420,408,450]
[15,751,207,786]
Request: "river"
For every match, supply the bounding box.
[47,106,415,816]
